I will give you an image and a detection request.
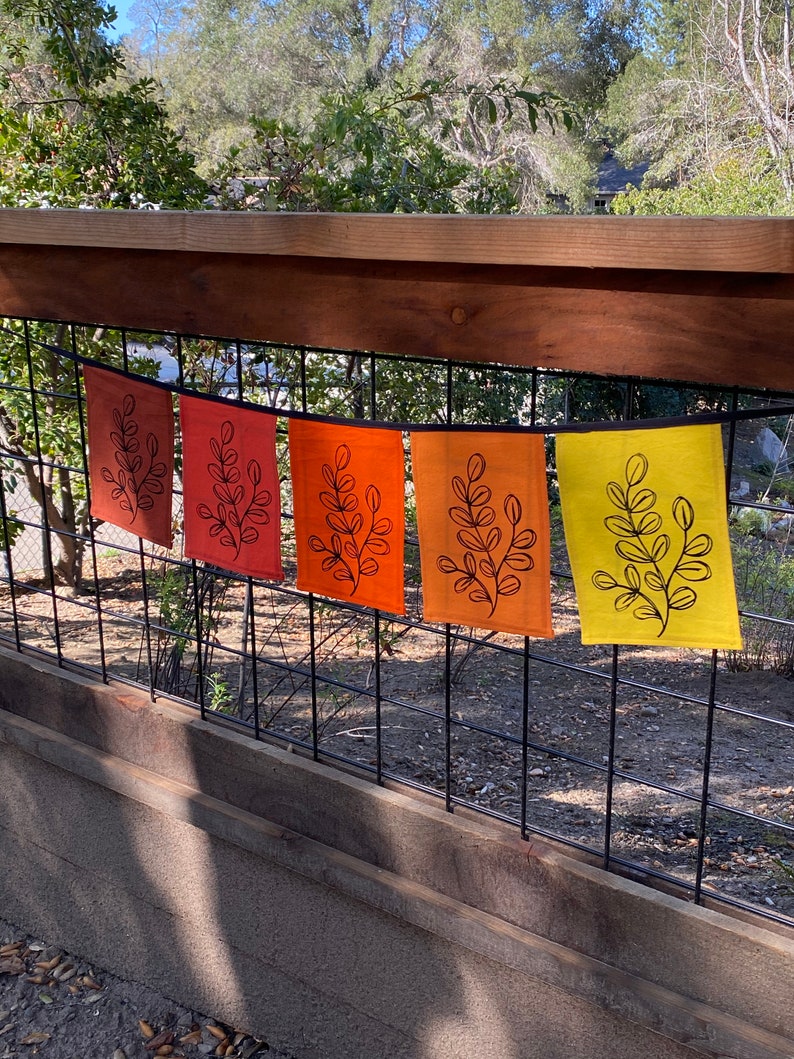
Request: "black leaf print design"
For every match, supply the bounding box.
[592,452,714,636]
[196,420,273,558]
[307,443,392,594]
[437,452,537,617]
[100,393,168,524]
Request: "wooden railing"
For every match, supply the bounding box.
[1,210,793,391]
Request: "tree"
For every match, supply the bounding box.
[124,0,182,74]
[132,0,640,205]
[0,0,207,208]
[210,77,574,214]
[0,0,206,587]
[717,0,794,193]
[605,0,794,207]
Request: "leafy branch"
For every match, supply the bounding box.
[437,453,537,617]
[196,420,272,559]
[307,443,392,594]
[100,393,167,523]
[592,453,714,636]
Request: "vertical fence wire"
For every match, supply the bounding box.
[443,358,455,813]
[689,386,743,904]
[694,650,720,903]
[369,351,384,782]
[138,541,156,700]
[191,560,206,720]
[603,645,620,871]
[299,347,320,761]
[601,380,637,869]
[444,625,453,814]
[520,366,542,839]
[231,339,262,738]
[520,635,530,840]
[71,325,107,682]
[0,454,20,650]
[22,320,62,664]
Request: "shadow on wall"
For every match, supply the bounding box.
[0,656,771,1059]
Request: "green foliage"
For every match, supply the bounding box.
[605,0,794,205]
[0,514,23,552]
[535,375,730,426]
[0,0,207,586]
[0,0,207,208]
[0,320,113,585]
[0,82,207,208]
[726,522,794,677]
[132,0,633,207]
[210,78,575,214]
[0,322,83,468]
[262,347,538,427]
[3,0,124,89]
[155,562,194,637]
[0,329,182,594]
[640,0,688,67]
[150,562,232,699]
[206,670,233,713]
[611,155,793,216]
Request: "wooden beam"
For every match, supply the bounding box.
[2,209,794,272]
[2,242,793,390]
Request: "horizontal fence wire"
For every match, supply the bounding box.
[1,317,793,928]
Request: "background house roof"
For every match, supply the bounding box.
[597,153,650,195]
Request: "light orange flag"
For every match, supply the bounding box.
[84,365,174,548]
[180,395,283,581]
[289,419,405,614]
[557,423,742,649]
[411,431,553,637]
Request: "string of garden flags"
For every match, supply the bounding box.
[9,322,789,652]
[81,362,749,650]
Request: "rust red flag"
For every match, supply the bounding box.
[84,365,174,548]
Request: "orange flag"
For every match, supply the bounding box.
[180,395,283,580]
[84,365,174,548]
[289,419,405,614]
[411,431,552,637]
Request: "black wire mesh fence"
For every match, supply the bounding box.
[1,317,793,928]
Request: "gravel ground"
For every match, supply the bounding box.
[0,920,295,1059]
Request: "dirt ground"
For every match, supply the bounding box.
[0,918,293,1059]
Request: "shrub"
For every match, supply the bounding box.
[725,524,794,676]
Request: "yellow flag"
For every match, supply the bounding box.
[557,424,742,649]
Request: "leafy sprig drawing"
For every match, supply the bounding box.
[592,452,714,636]
[307,443,392,593]
[100,394,168,523]
[437,453,537,617]
[196,420,272,558]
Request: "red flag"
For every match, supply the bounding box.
[180,395,283,580]
[84,365,174,548]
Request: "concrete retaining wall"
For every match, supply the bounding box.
[0,647,792,1059]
